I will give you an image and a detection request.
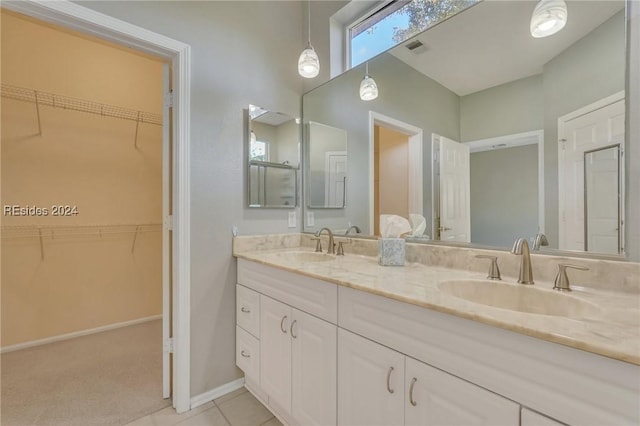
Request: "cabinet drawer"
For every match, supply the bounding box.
[236,326,260,382]
[237,284,260,337]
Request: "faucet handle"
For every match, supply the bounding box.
[336,238,352,256]
[553,264,589,292]
[310,237,323,253]
[475,255,501,280]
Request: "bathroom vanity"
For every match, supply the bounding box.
[233,234,640,426]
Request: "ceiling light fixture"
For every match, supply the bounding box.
[298,0,319,78]
[359,62,378,101]
[530,0,568,38]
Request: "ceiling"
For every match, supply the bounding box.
[389,0,625,96]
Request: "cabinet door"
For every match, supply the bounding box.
[291,308,337,426]
[338,329,405,426]
[405,357,519,426]
[521,408,566,426]
[260,295,292,414]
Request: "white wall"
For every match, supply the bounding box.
[627,0,640,261]
[73,0,305,398]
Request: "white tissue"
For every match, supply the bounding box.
[379,215,411,238]
[409,214,426,237]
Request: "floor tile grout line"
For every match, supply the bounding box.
[212,398,233,426]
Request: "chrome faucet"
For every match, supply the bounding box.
[532,233,549,250]
[511,238,534,285]
[345,225,361,235]
[315,227,335,254]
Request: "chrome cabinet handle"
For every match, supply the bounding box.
[290,320,298,338]
[409,377,418,406]
[240,307,250,313]
[386,366,395,394]
[240,350,250,358]
[280,315,288,333]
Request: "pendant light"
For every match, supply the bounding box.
[359,62,378,101]
[530,0,568,38]
[298,0,319,78]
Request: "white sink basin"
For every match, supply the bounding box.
[438,279,601,319]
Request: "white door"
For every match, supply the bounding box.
[260,296,292,414]
[558,96,625,252]
[161,63,172,400]
[521,408,565,426]
[405,357,518,426]
[325,151,347,207]
[337,329,405,426]
[585,145,621,254]
[437,135,470,242]
[291,309,337,426]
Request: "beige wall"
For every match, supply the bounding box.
[1,11,164,346]
[377,125,409,220]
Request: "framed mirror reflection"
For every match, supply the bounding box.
[302,0,630,258]
[247,104,299,208]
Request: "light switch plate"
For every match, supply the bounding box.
[307,212,315,227]
[288,211,296,228]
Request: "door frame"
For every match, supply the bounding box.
[2,0,192,413]
[368,111,423,235]
[465,130,545,235]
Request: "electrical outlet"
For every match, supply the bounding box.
[288,211,296,228]
[307,212,315,227]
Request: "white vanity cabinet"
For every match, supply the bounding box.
[237,259,338,426]
[237,258,639,426]
[260,294,337,425]
[338,328,518,426]
[338,328,405,426]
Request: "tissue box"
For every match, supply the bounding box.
[378,238,405,266]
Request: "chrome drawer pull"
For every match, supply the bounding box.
[240,350,250,358]
[409,377,418,406]
[280,315,288,333]
[386,366,395,394]
[240,307,251,313]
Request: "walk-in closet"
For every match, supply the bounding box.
[1,10,168,425]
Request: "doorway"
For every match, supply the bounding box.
[431,134,470,243]
[1,0,191,414]
[368,112,423,235]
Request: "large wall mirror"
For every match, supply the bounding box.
[303,0,632,259]
[247,104,299,208]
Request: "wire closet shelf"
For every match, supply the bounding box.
[0,83,163,125]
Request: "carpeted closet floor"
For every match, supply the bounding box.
[1,319,170,425]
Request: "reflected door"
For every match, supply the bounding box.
[558,97,624,253]
[325,151,347,208]
[585,145,621,254]
[437,135,470,242]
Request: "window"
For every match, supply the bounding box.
[250,138,269,162]
[348,0,480,69]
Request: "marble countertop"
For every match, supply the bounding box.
[234,244,640,365]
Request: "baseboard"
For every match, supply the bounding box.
[190,378,245,410]
[1,315,162,354]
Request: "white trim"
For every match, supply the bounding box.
[558,91,626,124]
[190,378,245,410]
[1,315,162,354]
[368,111,423,235]
[2,0,192,414]
[465,130,545,234]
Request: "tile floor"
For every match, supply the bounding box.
[126,387,282,426]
